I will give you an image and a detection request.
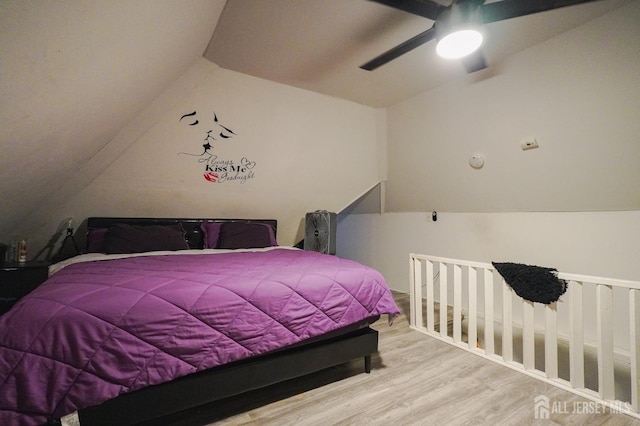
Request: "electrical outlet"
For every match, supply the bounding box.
[521,138,539,150]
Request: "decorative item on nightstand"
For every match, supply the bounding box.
[304,210,337,255]
[52,218,80,262]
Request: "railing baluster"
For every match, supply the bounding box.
[502,279,513,363]
[570,281,585,389]
[597,284,615,400]
[453,264,462,343]
[523,300,535,370]
[426,260,435,334]
[439,263,448,338]
[631,288,640,412]
[468,267,478,350]
[410,256,421,330]
[484,268,495,356]
[545,302,558,379]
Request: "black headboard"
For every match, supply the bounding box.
[86,217,277,250]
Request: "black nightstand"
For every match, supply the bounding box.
[0,261,50,315]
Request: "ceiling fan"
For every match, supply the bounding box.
[361,0,601,73]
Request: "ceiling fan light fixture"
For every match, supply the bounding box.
[436,29,483,59]
[435,3,483,60]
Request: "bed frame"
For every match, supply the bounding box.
[69,217,380,425]
[78,327,378,425]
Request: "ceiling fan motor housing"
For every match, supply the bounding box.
[435,2,484,58]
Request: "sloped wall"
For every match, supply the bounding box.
[0,0,226,246]
[28,59,383,254]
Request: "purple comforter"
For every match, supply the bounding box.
[0,248,399,425]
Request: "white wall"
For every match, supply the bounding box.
[29,59,383,253]
[385,1,640,213]
[337,211,640,292]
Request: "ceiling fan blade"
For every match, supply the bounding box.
[360,25,436,71]
[368,0,446,20]
[462,48,487,73]
[480,0,601,24]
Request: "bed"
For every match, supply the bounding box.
[0,217,400,425]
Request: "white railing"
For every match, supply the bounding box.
[409,254,640,419]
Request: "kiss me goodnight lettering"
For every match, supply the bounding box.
[204,156,256,184]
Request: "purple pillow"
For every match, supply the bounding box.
[86,228,108,253]
[217,222,277,249]
[200,222,223,249]
[103,224,189,254]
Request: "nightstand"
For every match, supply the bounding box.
[0,261,50,315]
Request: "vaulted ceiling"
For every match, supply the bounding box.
[0,0,631,243]
[205,0,630,107]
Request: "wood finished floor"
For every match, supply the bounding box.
[155,292,639,426]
